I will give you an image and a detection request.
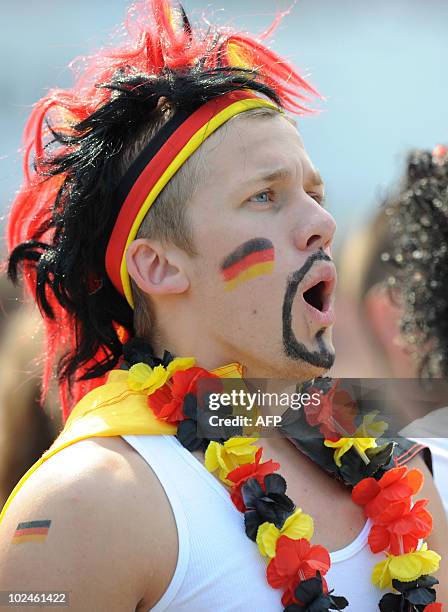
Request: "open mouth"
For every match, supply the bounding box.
[303,281,326,312]
[300,265,336,327]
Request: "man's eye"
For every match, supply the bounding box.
[248,190,273,205]
[308,192,325,206]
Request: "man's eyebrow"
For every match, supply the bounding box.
[246,167,295,185]
[243,167,324,188]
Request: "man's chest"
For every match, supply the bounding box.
[192,441,368,552]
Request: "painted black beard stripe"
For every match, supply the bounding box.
[221,238,274,270]
[282,249,335,369]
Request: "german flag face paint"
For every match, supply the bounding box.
[11,520,51,544]
[221,238,275,291]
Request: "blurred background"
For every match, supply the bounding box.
[2,0,448,240]
[0,1,447,509]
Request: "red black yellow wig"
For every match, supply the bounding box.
[6,0,321,420]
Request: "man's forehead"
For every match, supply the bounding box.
[225,109,304,149]
[283,113,301,137]
[199,111,315,183]
[240,118,321,185]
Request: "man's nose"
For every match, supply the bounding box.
[291,198,336,255]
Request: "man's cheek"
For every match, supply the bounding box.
[219,237,275,292]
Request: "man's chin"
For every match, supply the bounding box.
[303,355,335,380]
[287,351,335,382]
[283,327,336,379]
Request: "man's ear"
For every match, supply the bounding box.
[126,238,190,296]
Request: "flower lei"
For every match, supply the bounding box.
[122,342,443,611]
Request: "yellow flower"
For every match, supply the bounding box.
[324,436,377,467]
[166,357,196,377]
[372,543,441,590]
[324,411,388,467]
[256,509,314,558]
[127,363,169,394]
[205,437,259,483]
[358,410,388,438]
[127,357,196,394]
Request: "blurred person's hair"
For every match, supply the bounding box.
[5,0,319,420]
[386,146,448,378]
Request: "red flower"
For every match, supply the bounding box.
[266,536,330,600]
[227,447,280,511]
[304,380,357,440]
[368,498,432,555]
[352,467,424,520]
[424,604,443,612]
[148,367,219,423]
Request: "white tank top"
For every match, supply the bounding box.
[122,434,386,611]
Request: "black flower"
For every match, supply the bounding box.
[284,572,348,612]
[379,575,439,612]
[338,441,396,486]
[176,393,209,452]
[123,337,174,368]
[242,473,295,541]
[176,393,242,452]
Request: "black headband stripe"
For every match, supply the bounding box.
[110,107,193,221]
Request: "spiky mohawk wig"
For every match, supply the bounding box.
[386,146,448,378]
[7,0,320,420]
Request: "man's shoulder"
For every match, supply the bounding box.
[0,436,178,610]
[3,436,147,508]
[0,435,172,546]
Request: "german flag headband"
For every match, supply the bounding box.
[105,90,280,308]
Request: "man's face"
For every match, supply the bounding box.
[185,112,337,380]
